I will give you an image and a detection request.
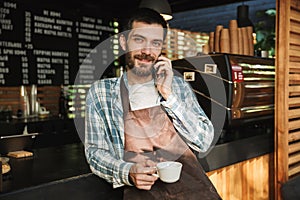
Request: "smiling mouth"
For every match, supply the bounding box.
[134,53,155,63]
[139,59,153,64]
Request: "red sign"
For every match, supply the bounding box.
[231,65,244,82]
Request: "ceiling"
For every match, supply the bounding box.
[41,0,276,33]
[80,0,276,33]
[169,0,276,33]
[76,0,251,17]
[52,0,269,15]
[141,0,249,14]
[163,0,249,13]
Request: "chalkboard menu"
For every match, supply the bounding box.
[0,0,119,86]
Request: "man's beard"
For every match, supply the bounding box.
[126,52,156,77]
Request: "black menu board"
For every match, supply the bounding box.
[0,0,119,86]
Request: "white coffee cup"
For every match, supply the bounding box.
[154,161,182,183]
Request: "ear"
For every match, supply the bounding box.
[119,34,127,51]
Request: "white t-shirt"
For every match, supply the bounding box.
[128,79,160,111]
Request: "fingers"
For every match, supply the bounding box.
[133,173,157,190]
[152,55,173,99]
[130,163,157,175]
[145,159,157,167]
[129,162,158,190]
[153,56,173,82]
[130,173,157,190]
[153,56,172,76]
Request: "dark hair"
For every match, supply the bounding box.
[122,8,168,40]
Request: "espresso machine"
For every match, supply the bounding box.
[172,53,275,143]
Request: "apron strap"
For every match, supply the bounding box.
[120,76,131,118]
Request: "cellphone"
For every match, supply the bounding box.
[153,54,165,80]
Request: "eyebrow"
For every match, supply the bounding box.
[131,34,145,39]
[130,34,163,43]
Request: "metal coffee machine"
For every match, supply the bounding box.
[172,53,275,142]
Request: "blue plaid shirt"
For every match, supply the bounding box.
[85,73,214,188]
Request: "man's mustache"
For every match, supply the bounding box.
[134,53,155,62]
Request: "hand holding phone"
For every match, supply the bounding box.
[153,55,173,100]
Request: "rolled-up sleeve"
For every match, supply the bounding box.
[85,81,134,188]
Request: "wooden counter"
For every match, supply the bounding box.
[201,133,274,199]
[0,114,274,200]
[0,143,124,200]
[0,127,274,200]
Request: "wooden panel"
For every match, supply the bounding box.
[206,154,272,200]
[288,153,300,166]
[275,0,291,199]
[290,38,300,47]
[289,74,300,85]
[290,24,300,35]
[288,120,300,131]
[37,86,61,116]
[289,49,300,57]
[289,130,300,142]
[287,0,300,185]
[289,55,300,62]
[288,108,300,118]
[291,7,300,21]
[275,0,300,198]
[290,19,300,33]
[289,85,300,96]
[289,163,300,177]
[0,86,26,115]
[289,61,300,73]
[290,44,300,53]
[288,142,300,154]
[0,86,60,116]
[291,0,300,10]
[290,32,300,46]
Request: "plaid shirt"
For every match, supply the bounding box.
[85,73,214,188]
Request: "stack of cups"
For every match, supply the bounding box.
[207,19,255,56]
[246,26,254,56]
[220,28,230,53]
[238,28,243,54]
[214,25,223,53]
[229,20,239,54]
[241,27,249,55]
[209,32,215,53]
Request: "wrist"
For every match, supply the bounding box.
[162,91,171,100]
[159,87,172,100]
[123,162,135,186]
[128,175,135,186]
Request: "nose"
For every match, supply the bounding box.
[141,41,152,54]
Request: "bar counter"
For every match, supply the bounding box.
[0,143,123,199]
[0,131,273,199]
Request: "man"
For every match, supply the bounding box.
[85,8,221,199]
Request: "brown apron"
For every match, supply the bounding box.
[121,78,221,200]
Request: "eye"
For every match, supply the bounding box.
[133,36,144,43]
[152,41,163,48]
